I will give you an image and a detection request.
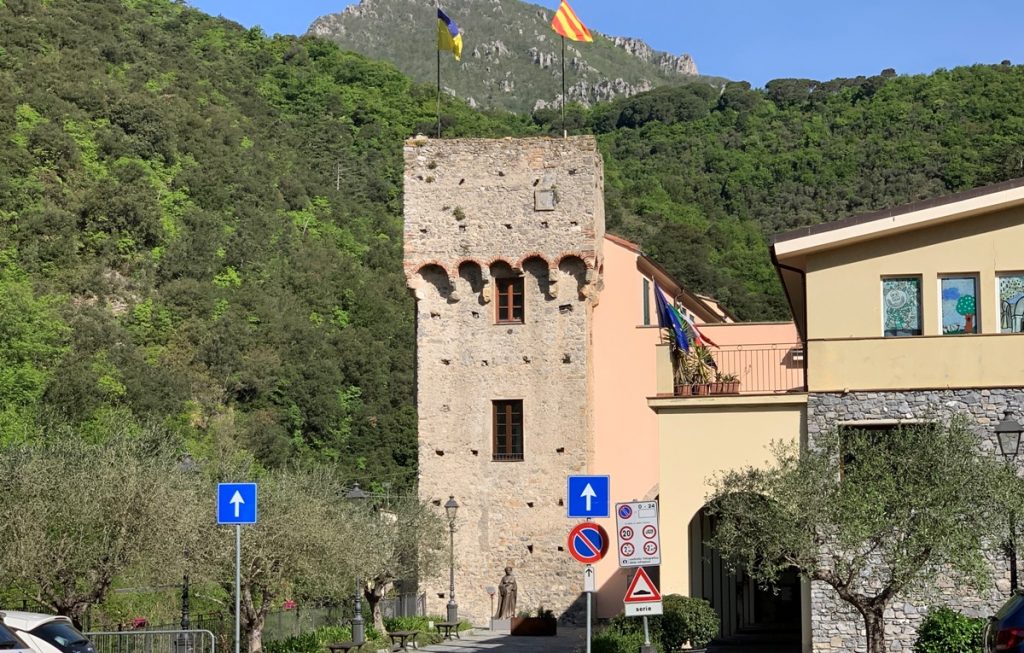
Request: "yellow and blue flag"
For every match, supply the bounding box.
[437,8,463,61]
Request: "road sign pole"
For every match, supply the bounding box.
[235,524,241,653]
[586,591,592,653]
[641,616,654,653]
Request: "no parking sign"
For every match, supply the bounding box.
[615,500,661,567]
[567,522,609,564]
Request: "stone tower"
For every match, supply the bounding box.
[403,136,605,625]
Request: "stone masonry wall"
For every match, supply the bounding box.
[404,136,605,626]
[807,389,1024,653]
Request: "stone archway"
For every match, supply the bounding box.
[688,505,802,642]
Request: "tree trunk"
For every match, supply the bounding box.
[365,585,386,633]
[863,606,886,653]
[248,626,263,653]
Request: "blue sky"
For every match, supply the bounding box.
[188,0,1024,88]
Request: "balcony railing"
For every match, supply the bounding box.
[675,343,806,396]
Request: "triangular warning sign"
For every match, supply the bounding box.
[623,567,662,603]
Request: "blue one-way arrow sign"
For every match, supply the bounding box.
[218,483,258,525]
[567,475,610,518]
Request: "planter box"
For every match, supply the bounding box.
[674,383,694,396]
[710,382,741,395]
[694,383,711,396]
[510,617,557,636]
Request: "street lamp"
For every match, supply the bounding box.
[346,483,370,645]
[996,412,1024,593]
[444,495,459,624]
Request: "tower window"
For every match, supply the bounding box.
[496,278,524,323]
[493,400,524,461]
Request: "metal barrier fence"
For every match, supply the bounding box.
[86,630,216,653]
[675,343,806,396]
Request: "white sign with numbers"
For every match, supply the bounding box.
[615,500,661,567]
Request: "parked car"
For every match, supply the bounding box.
[0,617,35,653]
[0,612,95,653]
[987,592,1024,652]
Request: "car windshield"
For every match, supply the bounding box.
[996,593,1024,620]
[0,624,27,650]
[29,623,89,649]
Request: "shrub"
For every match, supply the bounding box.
[592,628,653,653]
[661,594,719,649]
[913,606,985,653]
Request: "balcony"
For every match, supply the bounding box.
[670,343,807,397]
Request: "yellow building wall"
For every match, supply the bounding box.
[804,205,1024,391]
[651,395,807,597]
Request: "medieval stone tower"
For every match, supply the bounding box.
[403,136,605,625]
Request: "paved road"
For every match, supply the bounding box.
[417,626,799,653]
[419,628,585,653]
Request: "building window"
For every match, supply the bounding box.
[493,400,523,461]
[882,277,922,337]
[642,278,651,326]
[999,273,1024,333]
[496,278,524,323]
[940,275,979,334]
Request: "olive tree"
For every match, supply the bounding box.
[0,420,201,628]
[200,465,362,653]
[708,415,1007,653]
[346,495,446,632]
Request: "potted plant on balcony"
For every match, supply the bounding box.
[711,372,740,395]
[689,345,715,395]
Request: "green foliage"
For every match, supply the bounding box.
[262,625,392,653]
[592,627,652,653]
[659,594,719,649]
[709,415,1009,653]
[603,594,718,650]
[913,606,985,653]
[0,0,533,487]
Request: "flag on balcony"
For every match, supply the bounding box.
[654,284,688,352]
[675,305,719,348]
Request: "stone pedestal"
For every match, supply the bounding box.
[490,618,511,633]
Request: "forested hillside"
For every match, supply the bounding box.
[576,68,1024,318]
[0,0,531,489]
[3,0,1024,485]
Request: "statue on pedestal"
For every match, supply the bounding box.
[494,566,518,619]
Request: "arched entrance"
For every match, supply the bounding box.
[688,505,802,640]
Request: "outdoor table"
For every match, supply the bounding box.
[387,631,419,651]
[433,622,460,640]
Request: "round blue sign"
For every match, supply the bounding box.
[618,504,633,520]
[567,523,609,564]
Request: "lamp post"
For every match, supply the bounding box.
[346,483,370,645]
[996,412,1024,593]
[444,495,459,623]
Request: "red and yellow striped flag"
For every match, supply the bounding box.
[550,0,593,43]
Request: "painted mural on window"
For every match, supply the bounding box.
[1000,274,1024,333]
[883,278,921,337]
[940,276,978,334]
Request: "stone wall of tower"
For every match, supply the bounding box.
[403,136,605,625]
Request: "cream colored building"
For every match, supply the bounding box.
[407,135,1023,652]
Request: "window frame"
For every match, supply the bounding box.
[997,272,1024,334]
[938,273,980,335]
[881,275,923,337]
[492,399,524,462]
[495,277,524,324]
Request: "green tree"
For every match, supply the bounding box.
[0,416,199,628]
[347,494,447,632]
[199,464,363,653]
[708,416,1007,653]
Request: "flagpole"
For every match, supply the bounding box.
[436,1,442,138]
[437,48,441,138]
[561,35,567,139]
